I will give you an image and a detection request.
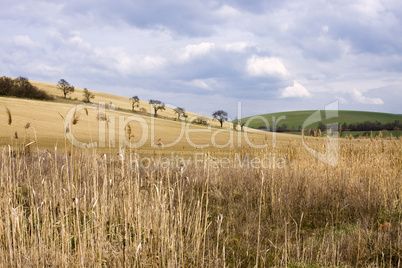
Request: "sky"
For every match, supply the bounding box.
[0,0,401,118]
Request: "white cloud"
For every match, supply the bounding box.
[142,55,166,70]
[246,55,288,77]
[223,42,258,53]
[190,79,215,91]
[175,78,218,91]
[351,88,384,105]
[214,4,242,18]
[13,35,39,48]
[68,35,92,50]
[180,42,215,61]
[337,96,349,104]
[93,47,165,76]
[352,0,385,18]
[280,81,312,98]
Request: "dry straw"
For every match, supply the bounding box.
[72,109,79,125]
[5,107,12,125]
[125,123,132,137]
[96,112,107,121]
[0,143,399,267]
[58,112,64,120]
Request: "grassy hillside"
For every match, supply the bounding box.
[29,80,211,122]
[1,80,278,154]
[241,110,402,130]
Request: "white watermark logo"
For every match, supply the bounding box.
[63,101,282,150]
[63,100,339,167]
[127,152,286,172]
[302,100,339,167]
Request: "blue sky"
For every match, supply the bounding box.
[0,0,401,118]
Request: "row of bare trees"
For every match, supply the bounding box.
[130,96,186,120]
[130,97,244,130]
[57,79,242,130]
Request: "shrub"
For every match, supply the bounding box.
[0,76,53,100]
[193,116,209,126]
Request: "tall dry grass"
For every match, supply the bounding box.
[0,139,401,267]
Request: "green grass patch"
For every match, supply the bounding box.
[240,110,401,130]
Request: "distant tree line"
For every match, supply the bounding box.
[259,120,401,133]
[343,120,401,131]
[258,124,301,132]
[0,76,53,100]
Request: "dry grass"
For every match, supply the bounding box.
[5,107,12,126]
[0,138,400,267]
[1,83,401,266]
[0,95,282,154]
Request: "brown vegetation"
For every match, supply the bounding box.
[0,76,53,101]
[0,138,400,267]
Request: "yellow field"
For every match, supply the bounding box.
[1,81,294,155]
[30,80,205,120]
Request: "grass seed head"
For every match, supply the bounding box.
[125,124,132,137]
[6,107,12,125]
[72,110,79,125]
[97,112,107,121]
[378,222,392,231]
[58,112,65,120]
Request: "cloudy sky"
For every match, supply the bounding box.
[1,0,401,118]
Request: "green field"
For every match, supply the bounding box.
[241,110,402,130]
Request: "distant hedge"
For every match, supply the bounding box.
[0,76,53,100]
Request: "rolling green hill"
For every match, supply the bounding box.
[240,110,402,131]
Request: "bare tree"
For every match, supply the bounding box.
[174,107,187,120]
[131,96,140,112]
[57,79,75,98]
[149,99,165,117]
[240,121,246,132]
[82,88,95,103]
[212,110,228,128]
[232,118,239,130]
